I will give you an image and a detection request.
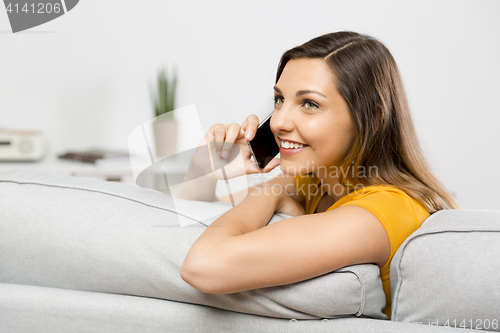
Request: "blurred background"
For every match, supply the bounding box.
[0,0,499,208]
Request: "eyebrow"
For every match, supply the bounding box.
[273,86,327,98]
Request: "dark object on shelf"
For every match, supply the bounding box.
[58,149,129,164]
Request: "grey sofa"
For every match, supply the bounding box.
[0,170,498,333]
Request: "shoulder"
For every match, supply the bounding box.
[337,184,430,247]
[339,185,423,211]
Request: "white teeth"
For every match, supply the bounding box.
[281,141,304,149]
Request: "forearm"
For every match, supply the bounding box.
[185,185,280,257]
[181,184,284,292]
[176,164,218,202]
[210,185,280,234]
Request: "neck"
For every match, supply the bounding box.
[314,167,350,203]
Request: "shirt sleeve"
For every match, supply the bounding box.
[340,189,424,268]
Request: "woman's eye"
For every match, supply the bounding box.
[273,96,284,105]
[303,100,319,109]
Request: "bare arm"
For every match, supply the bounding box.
[181,177,390,294]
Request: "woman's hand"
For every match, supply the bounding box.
[191,114,280,180]
[177,114,280,202]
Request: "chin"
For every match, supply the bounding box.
[279,160,312,176]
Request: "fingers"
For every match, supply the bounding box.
[221,123,240,158]
[262,158,280,173]
[241,114,259,141]
[208,123,242,158]
[245,157,280,175]
[207,114,259,161]
[209,124,226,147]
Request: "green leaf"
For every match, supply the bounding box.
[170,65,177,112]
[152,66,178,118]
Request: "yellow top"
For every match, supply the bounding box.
[294,173,430,318]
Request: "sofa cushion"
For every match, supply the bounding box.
[390,209,500,331]
[0,170,387,320]
[0,283,469,333]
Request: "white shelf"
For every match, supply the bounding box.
[0,153,190,185]
[0,154,136,183]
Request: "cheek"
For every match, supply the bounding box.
[298,118,325,144]
[335,124,356,153]
[311,118,356,158]
[334,127,356,161]
[303,117,344,144]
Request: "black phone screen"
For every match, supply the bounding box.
[247,113,280,169]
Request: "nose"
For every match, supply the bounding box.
[270,104,295,134]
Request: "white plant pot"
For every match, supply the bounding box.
[153,119,178,159]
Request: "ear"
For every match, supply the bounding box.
[375,104,385,133]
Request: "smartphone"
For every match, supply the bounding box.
[247,112,280,169]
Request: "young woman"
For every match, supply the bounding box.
[179,31,460,318]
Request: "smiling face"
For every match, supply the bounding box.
[271,58,357,177]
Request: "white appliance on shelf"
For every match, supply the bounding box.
[0,129,46,161]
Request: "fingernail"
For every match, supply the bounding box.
[245,131,254,140]
[216,150,221,157]
[222,151,229,158]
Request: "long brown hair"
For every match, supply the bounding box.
[276,31,459,213]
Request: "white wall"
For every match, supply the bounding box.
[1,0,499,209]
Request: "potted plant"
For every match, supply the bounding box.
[151,66,178,159]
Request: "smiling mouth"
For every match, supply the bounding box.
[280,140,308,149]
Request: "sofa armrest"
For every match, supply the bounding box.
[390,209,500,331]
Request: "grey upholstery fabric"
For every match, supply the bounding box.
[391,209,500,331]
[0,283,478,333]
[0,170,387,320]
